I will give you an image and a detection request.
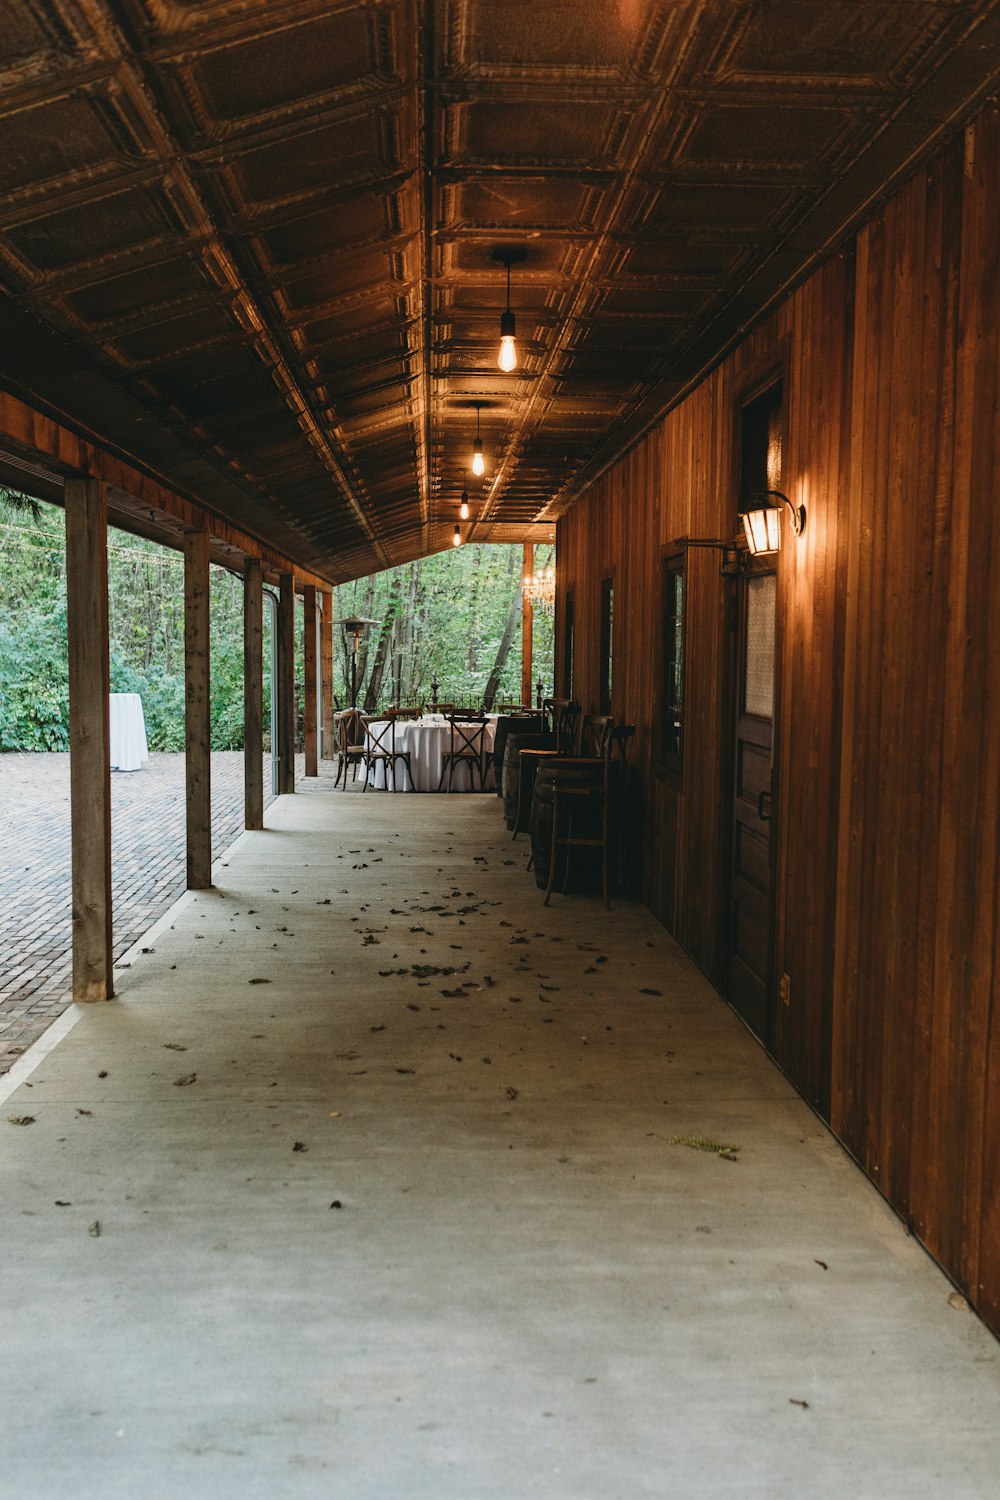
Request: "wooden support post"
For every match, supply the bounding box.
[278,571,296,794]
[65,477,113,1002]
[243,557,264,830]
[320,591,335,760]
[303,583,318,777]
[184,527,212,889]
[521,542,534,708]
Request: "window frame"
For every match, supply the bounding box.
[660,551,685,775]
[599,574,614,715]
[562,588,575,699]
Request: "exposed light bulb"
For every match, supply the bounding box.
[459,490,470,521]
[471,439,485,477]
[498,333,517,372]
[452,524,462,547]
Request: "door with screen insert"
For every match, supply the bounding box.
[726,379,782,1041]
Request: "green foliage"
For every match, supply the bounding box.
[0,599,70,750]
[0,489,555,752]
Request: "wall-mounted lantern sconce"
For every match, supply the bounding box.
[492,246,526,373]
[741,490,806,556]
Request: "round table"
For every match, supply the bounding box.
[365,715,498,791]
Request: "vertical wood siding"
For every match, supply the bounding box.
[557,108,1000,1335]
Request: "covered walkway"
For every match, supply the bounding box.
[3,792,998,1499]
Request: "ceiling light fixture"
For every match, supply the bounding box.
[471,402,485,477]
[452,523,462,547]
[492,246,526,373]
[459,488,470,521]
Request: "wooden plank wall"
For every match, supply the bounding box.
[556,107,1000,1335]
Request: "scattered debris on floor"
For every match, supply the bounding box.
[7,1115,35,1125]
[173,1073,197,1087]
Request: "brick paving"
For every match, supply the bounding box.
[0,751,294,1074]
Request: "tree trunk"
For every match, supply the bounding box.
[482,553,522,710]
[363,572,401,710]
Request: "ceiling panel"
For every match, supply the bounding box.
[0,0,998,581]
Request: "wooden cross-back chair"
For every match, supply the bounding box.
[437,711,488,791]
[543,721,636,909]
[332,708,365,790]
[385,705,421,720]
[360,714,415,792]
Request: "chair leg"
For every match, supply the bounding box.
[404,754,415,792]
[361,752,369,791]
[543,790,559,905]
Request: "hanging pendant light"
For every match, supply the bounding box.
[452,523,462,547]
[471,402,485,477]
[492,246,526,373]
[459,488,470,521]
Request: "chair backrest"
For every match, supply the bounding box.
[447,713,487,758]
[386,706,421,720]
[556,701,581,753]
[431,701,456,715]
[360,715,397,757]
[497,702,540,715]
[580,714,615,760]
[334,708,364,751]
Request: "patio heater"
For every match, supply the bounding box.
[334,616,377,709]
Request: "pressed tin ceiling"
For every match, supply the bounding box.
[2,1,1000,582]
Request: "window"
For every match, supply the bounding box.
[563,589,575,698]
[661,556,684,769]
[739,382,783,513]
[599,577,614,714]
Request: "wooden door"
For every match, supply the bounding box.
[727,564,777,1041]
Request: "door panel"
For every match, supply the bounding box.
[727,569,776,1041]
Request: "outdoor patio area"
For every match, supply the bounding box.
[0,752,342,1074]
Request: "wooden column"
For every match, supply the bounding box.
[521,542,534,707]
[65,477,113,1002]
[303,583,318,777]
[320,590,335,759]
[184,527,212,889]
[277,571,296,794]
[243,557,264,830]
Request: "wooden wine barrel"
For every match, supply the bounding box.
[529,759,605,891]
[493,715,539,798]
[501,730,553,829]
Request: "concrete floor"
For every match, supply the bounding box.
[2,792,999,1499]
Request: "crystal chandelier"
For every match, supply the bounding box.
[523,564,555,614]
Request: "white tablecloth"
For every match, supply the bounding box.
[109,693,149,772]
[365,716,497,791]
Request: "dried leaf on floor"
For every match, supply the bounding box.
[248,977,271,985]
[88,1221,100,1237]
[667,1135,739,1157]
[7,1115,35,1125]
[173,1073,197,1087]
